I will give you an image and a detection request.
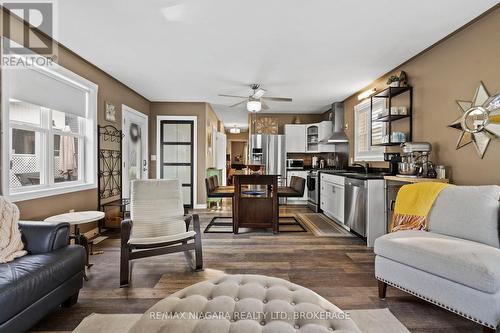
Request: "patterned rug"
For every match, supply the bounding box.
[295,213,354,237]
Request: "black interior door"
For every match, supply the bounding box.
[159,120,194,208]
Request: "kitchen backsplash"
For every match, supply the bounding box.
[287,152,348,169]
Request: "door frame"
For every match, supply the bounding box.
[122,104,149,198]
[156,115,198,208]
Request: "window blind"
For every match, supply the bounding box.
[8,66,88,118]
[354,99,384,161]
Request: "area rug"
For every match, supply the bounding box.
[72,309,409,333]
[204,216,307,233]
[295,213,354,237]
[348,308,411,333]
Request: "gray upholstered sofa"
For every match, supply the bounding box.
[374,185,500,332]
[0,221,86,333]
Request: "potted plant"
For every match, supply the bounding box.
[387,75,401,87]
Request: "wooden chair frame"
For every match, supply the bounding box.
[120,214,203,287]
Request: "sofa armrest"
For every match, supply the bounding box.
[18,221,70,254]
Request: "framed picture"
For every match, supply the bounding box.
[105,102,116,122]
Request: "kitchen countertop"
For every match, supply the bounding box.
[318,170,387,180]
[384,175,450,183]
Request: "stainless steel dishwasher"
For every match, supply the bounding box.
[344,177,367,237]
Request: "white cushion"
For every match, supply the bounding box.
[428,185,500,248]
[127,274,361,333]
[130,180,188,242]
[128,230,196,245]
[374,230,500,293]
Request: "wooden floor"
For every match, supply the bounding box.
[33,205,480,332]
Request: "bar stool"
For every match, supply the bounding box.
[277,176,307,232]
[204,176,234,233]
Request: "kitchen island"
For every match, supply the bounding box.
[233,174,279,234]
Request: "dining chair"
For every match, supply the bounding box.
[120,179,203,287]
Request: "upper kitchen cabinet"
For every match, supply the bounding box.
[284,124,306,152]
[318,121,335,152]
[306,124,319,152]
[306,121,335,153]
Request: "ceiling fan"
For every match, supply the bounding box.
[218,84,292,112]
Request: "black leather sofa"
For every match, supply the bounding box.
[0,221,86,333]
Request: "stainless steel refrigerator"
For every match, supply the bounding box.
[250,134,286,180]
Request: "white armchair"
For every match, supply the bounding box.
[120,179,203,287]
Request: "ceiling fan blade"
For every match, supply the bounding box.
[218,94,248,99]
[261,96,292,102]
[261,100,270,110]
[252,88,267,99]
[229,100,247,108]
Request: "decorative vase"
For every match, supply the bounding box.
[389,81,400,87]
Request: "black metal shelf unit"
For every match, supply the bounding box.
[370,86,413,147]
[97,125,124,228]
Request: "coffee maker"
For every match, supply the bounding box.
[398,142,435,178]
[384,153,401,175]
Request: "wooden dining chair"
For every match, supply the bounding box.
[120,179,203,287]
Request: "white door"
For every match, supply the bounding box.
[122,105,148,198]
[215,132,227,186]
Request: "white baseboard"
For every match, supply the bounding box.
[193,203,207,209]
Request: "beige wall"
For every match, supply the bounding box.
[231,142,247,163]
[226,132,249,141]
[149,102,223,206]
[343,7,500,185]
[249,113,325,134]
[205,103,220,169]
[1,10,150,220]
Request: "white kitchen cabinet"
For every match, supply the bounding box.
[318,121,335,152]
[286,170,308,204]
[306,124,319,153]
[320,173,344,224]
[284,124,306,153]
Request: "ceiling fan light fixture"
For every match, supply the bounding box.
[229,125,241,134]
[247,100,261,112]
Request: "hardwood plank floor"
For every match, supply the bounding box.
[32,205,480,332]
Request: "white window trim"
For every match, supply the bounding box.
[354,99,385,162]
[1,60,98,202]
[155,115,199,208]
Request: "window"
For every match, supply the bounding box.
[354,99,385,161]
[2,60,98,201]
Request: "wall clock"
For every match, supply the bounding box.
[255,117,278,134]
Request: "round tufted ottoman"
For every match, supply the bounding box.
[128,274,361,333]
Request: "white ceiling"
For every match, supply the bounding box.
[56,0,497,129]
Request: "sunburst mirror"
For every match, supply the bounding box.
[448,82,500,158]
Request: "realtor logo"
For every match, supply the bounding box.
[2,1,56,56]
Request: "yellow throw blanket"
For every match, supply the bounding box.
[390,182,450,232]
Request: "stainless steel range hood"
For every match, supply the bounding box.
[326,102,348,143]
